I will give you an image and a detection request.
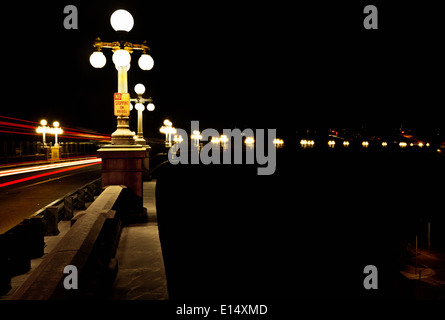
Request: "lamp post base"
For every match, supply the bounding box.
[50,145,61,160]
[97,144,149,221]
[111,116,136,145]
[111,132,136,145]
[134,135,147,146]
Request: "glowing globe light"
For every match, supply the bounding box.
[146,103,155,111]
[173,135,183,143]
[273,138,284,146]
[134,83,146,95]
[245,137,255,144]
[110,9,134,32]
[191,131,202,140]
[138,54,154,70]
[112,49,131,67]
[135,103,145,111]
[89,51,107,68]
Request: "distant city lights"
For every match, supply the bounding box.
[273,138,284,147]
[300,139,314,148]
[159,119,176,147]
[173,135,183,143]
[294,137,437,152]
[245,137,255,145]
[191,130,202,147]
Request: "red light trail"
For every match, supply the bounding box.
[0,158,102,178]
[0,115,111,142]
[0,158,102,188]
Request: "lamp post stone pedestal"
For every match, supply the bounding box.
[97,144,147,198]
[50,145,61,160]
[97,144,149,221]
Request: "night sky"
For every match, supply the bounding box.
[5,1,444,139]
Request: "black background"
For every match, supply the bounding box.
[3,1,444,137]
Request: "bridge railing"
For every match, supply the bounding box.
[0,179,103,296]
[9,185,138,299]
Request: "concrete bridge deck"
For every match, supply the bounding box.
[111,179,168,300]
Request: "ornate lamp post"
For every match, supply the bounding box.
[36,120,63,160]
[51,121,63,160]
[92,9,153,207]
[89,9,154,145]
[191,130,202,148]
[36,120,63,146]
[52,121,63,146]
[130,83,155,145]
[36,119,49,146]
[160,119,176,147]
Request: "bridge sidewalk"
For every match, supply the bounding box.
[111,180,169,300]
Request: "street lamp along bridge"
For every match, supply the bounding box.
[91,9,154,210]
[89,9,154,146]
[36,120,64,160]
[130,83,155,146]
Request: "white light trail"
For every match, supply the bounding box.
[0,158,102,178]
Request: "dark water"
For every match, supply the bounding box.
[155,146,444,299]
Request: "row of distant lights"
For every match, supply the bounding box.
[170,131,284,146]
[302,139,433,149]
[300,140,315,146]
[208,136,283,145]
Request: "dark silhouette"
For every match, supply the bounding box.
[155,148,442,299]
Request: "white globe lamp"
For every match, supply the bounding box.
[138,54,154,70]
[135,103,145,111]
[112,49,131,67]
[110,9,134,32]
[90,51,106,68]
[134,83,146,95]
